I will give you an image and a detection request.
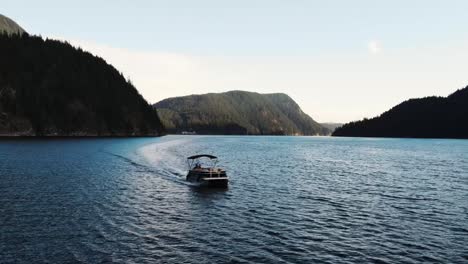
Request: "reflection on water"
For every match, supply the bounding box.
[0,136,467,263]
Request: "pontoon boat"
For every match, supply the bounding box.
[186,154,228,187]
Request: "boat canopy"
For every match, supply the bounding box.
[187,154,218,160]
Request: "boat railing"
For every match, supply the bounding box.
[190,167,224,178]
[209,168,220,178]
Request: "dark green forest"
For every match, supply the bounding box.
[333,87,468,139]
[0,33,164,136]
[154,91,330,135]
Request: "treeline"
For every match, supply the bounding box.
[333,87,468,139]
[0,33,164,136]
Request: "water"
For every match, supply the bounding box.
[1,136,467,263]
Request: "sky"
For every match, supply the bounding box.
[3,0,468,123]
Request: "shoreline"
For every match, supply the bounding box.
[0,135,165,139]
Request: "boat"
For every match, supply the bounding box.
[186,154,228,187]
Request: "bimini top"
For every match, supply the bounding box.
[187,154,218,160]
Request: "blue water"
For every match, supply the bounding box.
[1,136,467,263]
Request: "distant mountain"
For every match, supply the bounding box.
[333,87,468,139]
[320,123,343,133]
[0,32,164,136]
[154,91,329,135]
[0,14,26,35]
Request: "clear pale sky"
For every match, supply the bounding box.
[4,0,468,122]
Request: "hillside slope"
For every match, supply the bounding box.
[0,33,164,136]
[155,91,329,135]
[0,14,25,35]
[333,87,468,138]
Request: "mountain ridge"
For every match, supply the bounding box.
[320,123,343,132]
[0,16,164,136]
[154,90,329,135]
[0,14,26,35]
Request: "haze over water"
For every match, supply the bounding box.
[1,136,467,263]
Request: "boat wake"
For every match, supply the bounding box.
[104,137,200,186]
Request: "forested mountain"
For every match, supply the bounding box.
[0,31,164,136]
[0,14,25,35]
[333,87,468,138]
[154,91,329,135]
